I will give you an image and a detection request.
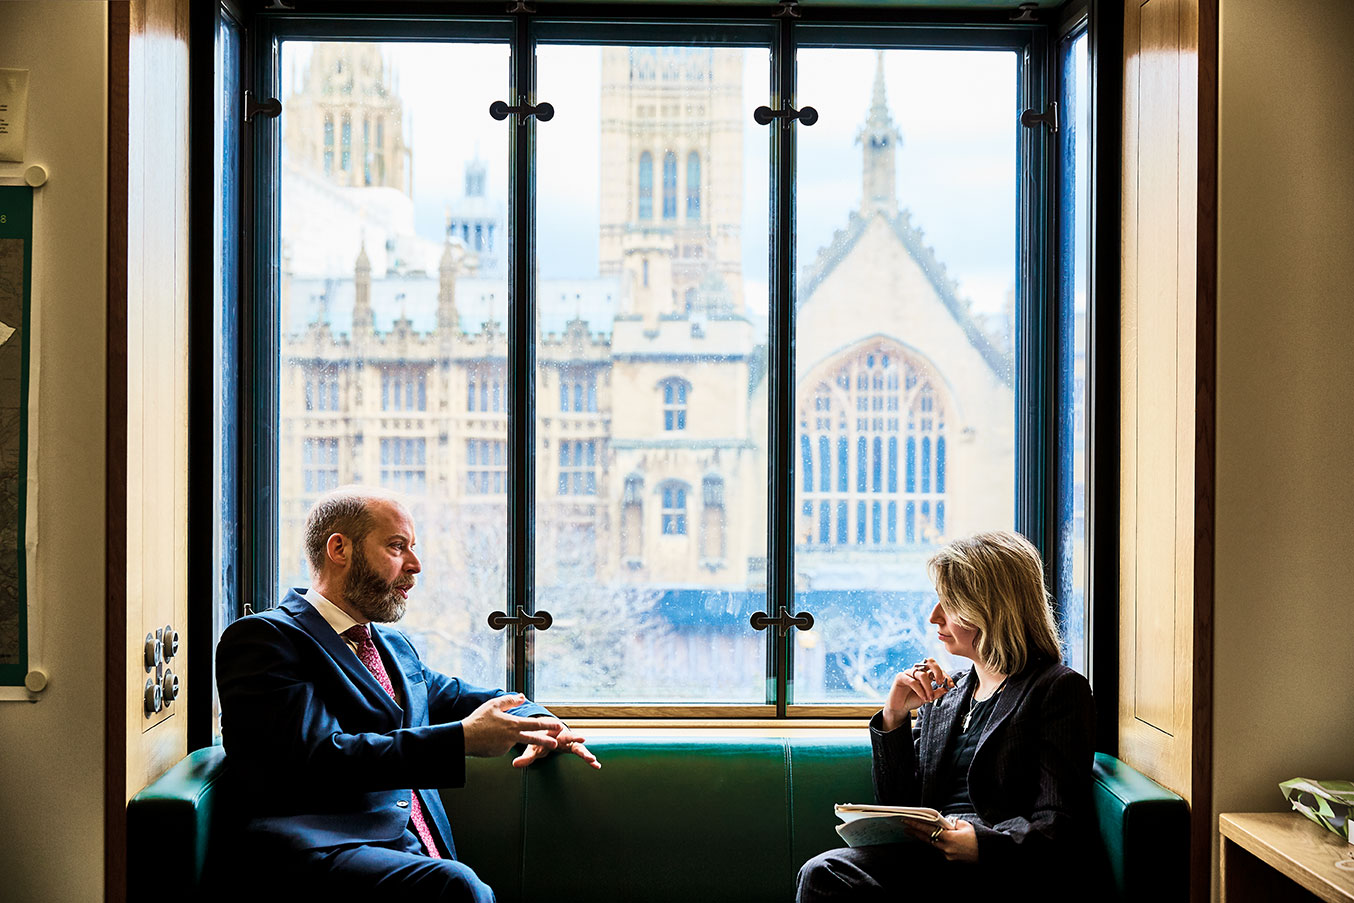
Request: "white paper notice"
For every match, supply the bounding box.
[0,69,31,163]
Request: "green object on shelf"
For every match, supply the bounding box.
[1280,777,1354,844]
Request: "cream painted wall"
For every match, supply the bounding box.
[0,2,108,901]
[1213,0,1354,896]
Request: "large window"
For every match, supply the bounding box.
[792,45,1017,700]
[231,11,1091,716]
[277,40,511,689]
[533,38,769,703]
[1055,24,1091,674]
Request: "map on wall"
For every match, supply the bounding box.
[0,185,31,685]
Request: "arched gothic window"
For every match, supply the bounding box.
[686,152,701,220]
[323,116,334,174]
[375,118,385,184]
[621,474,644,562]
[700,474,725,562]
[340,115,352,172]
[638,152,653,220]
[662,151,677,219]
[796,342,948,548]
[362,118,371,185]
[659,481,688,535]
[660,377,689,431]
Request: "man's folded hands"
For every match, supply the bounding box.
[461,694,602,769]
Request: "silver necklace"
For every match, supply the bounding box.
[962,680,1005,732]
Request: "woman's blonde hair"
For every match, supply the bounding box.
[927,530,1062,675]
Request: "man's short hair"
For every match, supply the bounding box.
[302,486,393,575]
[927,530,1062,676]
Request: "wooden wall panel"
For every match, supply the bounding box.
[1132,0,1181,735]
[1121,0,1216,900]
[122,0,190,785]
[107,0,191,899]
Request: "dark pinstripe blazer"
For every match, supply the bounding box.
[871,656,1095,880]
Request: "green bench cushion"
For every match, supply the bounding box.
[128,740,1188,903]
[786,736,876,869]
[523,739,791,902]
[1092,751,1189,902]
[127,745,230,898]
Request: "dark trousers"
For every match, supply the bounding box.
[285,828,496,903]
[796,843,990,902]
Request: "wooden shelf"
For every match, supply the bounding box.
[1220,812,1354,902]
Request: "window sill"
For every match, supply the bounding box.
[547,703,879,724]
[558,718,872,737]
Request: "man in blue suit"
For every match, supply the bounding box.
[216,486,599,901]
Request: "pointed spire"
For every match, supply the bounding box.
[866,51,895,134]
[857,51,903,218]
[353,237,374,341]
[437,237,460,335]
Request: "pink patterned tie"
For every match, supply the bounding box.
[343,623,443,859]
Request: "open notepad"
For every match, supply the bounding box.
[833,804,957,847]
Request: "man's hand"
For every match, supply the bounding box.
[462,694,562,758]
[512,721,602,770]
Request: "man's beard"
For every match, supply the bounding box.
[344,545,409,623]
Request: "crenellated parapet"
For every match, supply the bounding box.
[539,317,613,363]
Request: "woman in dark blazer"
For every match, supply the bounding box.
[797,530,1096,901]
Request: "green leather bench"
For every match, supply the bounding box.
[128,738,1187,901]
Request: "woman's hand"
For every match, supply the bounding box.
[917,819,978,863]
[881,658,954,731]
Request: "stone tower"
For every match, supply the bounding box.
[445,154,505,276]
[284,43,411,192]
[597,46,745,318]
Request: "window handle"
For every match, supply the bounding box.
[749,607,814,636]
[489,100,555,123]
[487,607,553,634]
[1020,102,1058,133]
[753,103,818,128]
[244,91,282,123]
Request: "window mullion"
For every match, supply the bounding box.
[1016,33,1054,561]
[767,19,797,713]
[250,19,281,619]
[507,15,536,696]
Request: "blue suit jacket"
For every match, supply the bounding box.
[215,589,548,857]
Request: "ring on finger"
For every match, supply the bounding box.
[929,826,944,843]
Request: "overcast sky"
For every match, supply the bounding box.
[283,41,1017,315]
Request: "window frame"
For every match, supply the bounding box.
[199,3,1107,728]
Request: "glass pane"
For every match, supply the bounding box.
[277,40,510,689]
[212,10,242,743]
[1056,31,1090,674]
[793,48,1018,702]
[533,42,771,702]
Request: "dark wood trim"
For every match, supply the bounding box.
[1089,0,1122,757]
[1191,0,1218,899]
[186,0,216,753]
[105,4,130,901]
[239,0,1027,26]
